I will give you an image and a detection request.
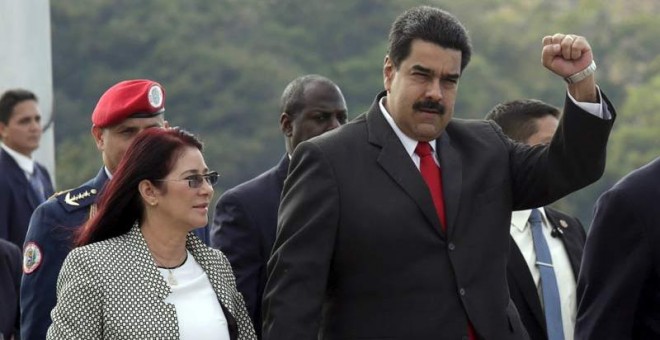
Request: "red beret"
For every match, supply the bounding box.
[91,79,165,128]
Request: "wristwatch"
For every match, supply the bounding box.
[564,60,597,84]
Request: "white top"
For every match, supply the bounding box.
[158,251,231,340]
[510,208,576,340]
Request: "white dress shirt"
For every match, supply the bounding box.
[1,143,36,180]
[510,208,576,340]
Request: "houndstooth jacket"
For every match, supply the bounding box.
[46,225,257,340]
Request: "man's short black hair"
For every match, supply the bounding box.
[280,74,338,119]
[485,99,561,143]
[387,6,472,72]
[0,89,38,124]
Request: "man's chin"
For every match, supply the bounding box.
[414,124,445,141]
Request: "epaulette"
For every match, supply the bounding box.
[55,185,99,212]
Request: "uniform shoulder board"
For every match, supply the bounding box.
[49,188,73,201]
[55,185,99,212]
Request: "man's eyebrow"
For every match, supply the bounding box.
[411,65,433,74]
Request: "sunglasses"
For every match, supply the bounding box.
[156,171,219,189]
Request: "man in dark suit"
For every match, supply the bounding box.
[0,238,21,339]
[0,89,55,249]
[487,99,587,340]
[212,74,347,337]
[20,79,207,339]
[262,6,615,340]
[575,157,660,339]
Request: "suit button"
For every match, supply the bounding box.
[459,288,466,296]
[448,243,455,251]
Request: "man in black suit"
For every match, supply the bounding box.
[0,89,54,249]
[487,99,587,340]
[211,74,347,337]
[575,157,660,339]
[0,238,21,339]
[262,6,615,340]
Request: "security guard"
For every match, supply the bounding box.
[20,79,209,339]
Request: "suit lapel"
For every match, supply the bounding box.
[545,208,583,277]
[126,226,172,301]
[1,149,40,209]
[275,155,290,194]
[508,239,546,329]
[437,132,462,236]
[366,93,444,237]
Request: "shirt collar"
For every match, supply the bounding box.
[104,166,113,180]
[1,143,35,175]
[511,207,548,232]
[378,96,437,157]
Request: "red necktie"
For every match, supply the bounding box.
[415,142,446,229]
[415,142,477,340]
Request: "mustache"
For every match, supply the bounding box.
[413,100,445,114]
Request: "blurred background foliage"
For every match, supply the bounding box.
[50,0,660,227]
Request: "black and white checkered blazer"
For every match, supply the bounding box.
[47,225,257,340]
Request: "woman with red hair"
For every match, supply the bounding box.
[47,128,256,340]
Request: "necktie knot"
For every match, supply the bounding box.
[415,142,433,157]
[529,208,543,226]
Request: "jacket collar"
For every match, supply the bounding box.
[123,225,241,324]
[365,91,462,237]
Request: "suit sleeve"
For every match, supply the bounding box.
[262,142,339,340]
[0,240,21,339]
[0,179,15,243]
[212,190,263,327]
[575,187,651,339]
[508,93,615,210]
[21,203,74,340]
[46,249,103,339]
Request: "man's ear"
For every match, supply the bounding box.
[0,122,6,139]
[280,112,293,137]
[91,126,105,151]
[383,55,395,92]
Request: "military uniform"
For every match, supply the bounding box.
[21,168,108,340]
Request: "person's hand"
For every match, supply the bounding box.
[542,33,598,102]
[542,33,592,77]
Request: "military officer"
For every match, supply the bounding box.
[20,79,209,340]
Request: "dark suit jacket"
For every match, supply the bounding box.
[576,157,660,340]
[0,148,54,248]
[507,207,586,340]
[262,91,614,340]
[0,238,21,339]
[212,155,289,337]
